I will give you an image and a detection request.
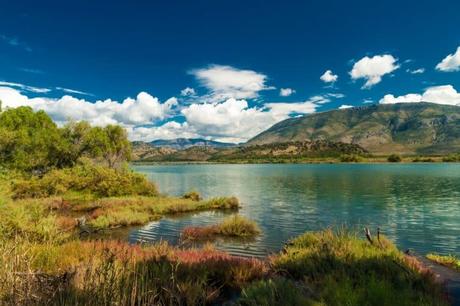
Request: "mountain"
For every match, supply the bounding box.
[247,102,460,154]
[149,138,236,149]
[131,140,367,162]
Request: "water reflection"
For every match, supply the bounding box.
[131,164,460,257]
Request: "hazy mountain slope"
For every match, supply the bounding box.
[149,138,236,149]
[247,103,460,154]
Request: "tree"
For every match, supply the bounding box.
[86,125,132,168]
[0,107,64,173]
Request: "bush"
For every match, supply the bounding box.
[12,159,158,199]
[387,154,402,162]
[442,154,460,162]
[183,190,201,201]
[237,277,310,306]
[181,215,261,241]
[340,154,361,162]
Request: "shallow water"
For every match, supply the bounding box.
[128,163,460,257]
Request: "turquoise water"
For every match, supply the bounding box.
[130,164,460,257]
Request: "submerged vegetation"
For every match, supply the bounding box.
[181,215,261,241]
[427,253,460,271]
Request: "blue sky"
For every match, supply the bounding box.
[0,0,459,142]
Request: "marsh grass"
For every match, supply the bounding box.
[427,253,460,271]
[181,215,261,241]
[268,228,447,306]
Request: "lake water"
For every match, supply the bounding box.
[130,164,460,257]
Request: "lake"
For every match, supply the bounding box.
[130,163,460,257]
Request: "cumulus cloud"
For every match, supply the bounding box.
[128,121,199,142]
[407,68,425,74]
[0,86,177,126]
[436,46,460,72]
[180,87,196,96]
[350,54,399,88]
[320,70,338,83]
[279,88,295,97]
[379,85,460,106]
[338,105,353,109]
[190,65,274,100]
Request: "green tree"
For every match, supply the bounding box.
[0,107,64,173]
[86,125,132,168]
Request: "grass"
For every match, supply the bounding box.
[268,228,447,306]
[427,253,460,271]
[181,215,261,241]
[0,169,450,305]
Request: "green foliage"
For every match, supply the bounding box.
[442,153,460,162]
[0,107,132,174]
[218,215,261,237]
[387,154,402,162]
[340,154,362,162]
[238,277,312,306]
[0,107,65,173]
[427,253,460,271]
[181,215,261,241]
[272,229,446,306]
[12,159,158,199]
[183,190,201,201]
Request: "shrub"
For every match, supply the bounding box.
[442,154,460,162]
[426,253,460,271]
[181,215,260,241]
[218,215,261,238]
[237,277,311,306]
[272,229,446,306]
[387,154,402,162]
[340,154,361,162]
[12,159,158,199]
[183,190,201,201]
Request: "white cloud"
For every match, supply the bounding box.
[379,93,422,104]
[338,105,353,109]
[128,121,198,142]
[190,65,273,100]
[0,87,177,126]
[0,81,51,93]
[436,46,460,72]
[279,88,295,97]
[320,70,338,83]
[379,85,460,106]
[407,68,425,74]
[55,87,93,96]
[180,87,196,96]
[363,98,374,104]
[350,54,399,88]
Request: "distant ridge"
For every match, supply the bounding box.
[247,102,460,154]
[149,138,236,149]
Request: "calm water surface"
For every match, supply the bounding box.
[129,164,460,257]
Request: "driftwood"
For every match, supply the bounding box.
[364,227,385,248]
[364,227,374,245]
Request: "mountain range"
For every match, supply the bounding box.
[248,102,460,154]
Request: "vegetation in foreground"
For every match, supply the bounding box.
[427,253,460,271]
[181,215,261,241]
[0,106,452,305]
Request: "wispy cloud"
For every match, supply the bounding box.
[55,87,94,96]
[0,81,50,93]
[19,68,44,74]
[0,34,32,52]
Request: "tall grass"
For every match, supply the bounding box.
[181,215,261,241]
[427,253,460,271]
